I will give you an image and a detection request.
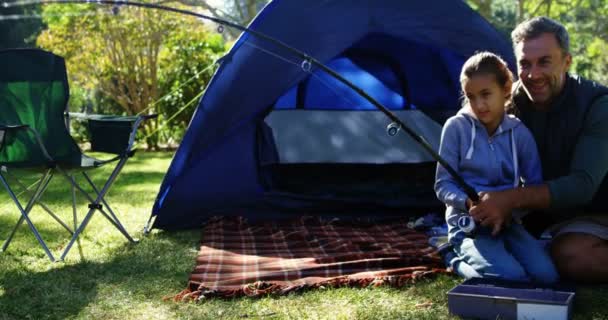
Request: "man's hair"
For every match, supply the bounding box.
[511,16,570,55]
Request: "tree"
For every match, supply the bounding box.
[466,0,608,85]
[468,0,493,20]
[37,2,226,149]
[156,15,226,145]
[468,0,519,39]
[175,0,269,38]
[519,0,608,84]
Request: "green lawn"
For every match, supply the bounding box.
[0,152,607,319]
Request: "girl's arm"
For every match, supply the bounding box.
[435,117,469,211]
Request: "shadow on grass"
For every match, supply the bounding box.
[0,198,150,254]
[573,285,608,319]
[0,171,167,204]
[2,225,608,320]
[0,229,200,320]
[0,212,74,248]
[0,151,183,318]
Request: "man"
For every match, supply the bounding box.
[469,16,608,283]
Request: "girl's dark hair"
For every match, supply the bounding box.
[460,51,515,113]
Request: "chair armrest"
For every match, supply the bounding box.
[0,124,29,150]
[66,112,158,154]
[0,124,55,162]
[0,124,29,131]
[66,112,158,123]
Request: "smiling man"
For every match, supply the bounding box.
[468,17,608,283]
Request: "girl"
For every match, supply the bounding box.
[434,52,558,284]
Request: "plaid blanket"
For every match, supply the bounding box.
[176,216,446,300]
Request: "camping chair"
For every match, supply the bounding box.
[0,48,156,261]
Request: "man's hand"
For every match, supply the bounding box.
[465,197,475,210]
[469,190,514,236]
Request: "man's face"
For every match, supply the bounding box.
[514,32,572,109]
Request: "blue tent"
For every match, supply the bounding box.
[149,0,515,230]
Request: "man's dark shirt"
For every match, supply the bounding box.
[514,74,608,216]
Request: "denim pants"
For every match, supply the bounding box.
[445,223,559,284]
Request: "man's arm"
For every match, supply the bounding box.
[546,95,608,208]
[471,95,608,234]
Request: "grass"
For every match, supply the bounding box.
[0,152,608,319]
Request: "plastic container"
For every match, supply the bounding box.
[447,278,575,320]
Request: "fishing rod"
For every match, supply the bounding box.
[4,0,480,203]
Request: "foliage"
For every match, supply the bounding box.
[18,0,608,150]
[36,2,226,149]
[521,0,608,85]
[155,17,225,145]
[467,0,608,86]
[175,0,270,39]
[220,0,269,26]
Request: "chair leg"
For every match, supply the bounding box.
[59,203,96,261]
[71,175,85,259]
[82,172,135,243]
[71,177,78,231]
[2,171,56,245]
[1,171,54,245]
[58,158,135,260]
[0,170,56,262]
[5,170,73,235]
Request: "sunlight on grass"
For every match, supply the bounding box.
[0,152,607,319]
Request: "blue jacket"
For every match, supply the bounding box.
[435,109,543,214]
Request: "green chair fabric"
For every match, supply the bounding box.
[0,49,81,167]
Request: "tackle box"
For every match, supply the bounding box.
[447,278,575,320]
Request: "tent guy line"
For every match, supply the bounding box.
[4,0,479,202]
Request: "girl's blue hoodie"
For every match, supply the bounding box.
[434,109,543,216]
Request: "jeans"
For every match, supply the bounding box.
[445,223,559,284]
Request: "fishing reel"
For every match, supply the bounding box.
[458,215,476,235]
[386,122,400,136]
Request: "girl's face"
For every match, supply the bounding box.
[462,73,509,134]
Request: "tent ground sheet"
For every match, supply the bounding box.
[176,216,447,300]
